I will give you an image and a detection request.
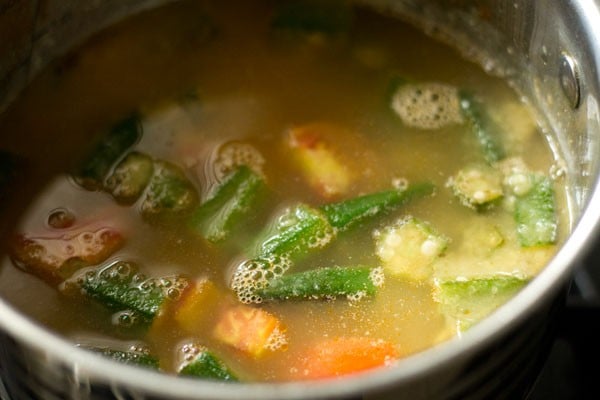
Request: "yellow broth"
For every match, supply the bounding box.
[0,0,567,382]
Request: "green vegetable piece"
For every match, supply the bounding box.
[259,204,335,260]
[449,164,503,210]
[514,174,557,247]
[258,265,382,301]
[93,348,159,369]
[140,160,198,217]
[271,0,353,35]
[179,349,238,381]
[80,261,188,322]
[320,182,435,231]
[459,91,506,164]
[435,275,529,331]
[189,165,264,243]
[374,216,448,281]
[105,151,154,205]
[75,114,142,190]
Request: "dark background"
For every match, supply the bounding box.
[529,243,600,400]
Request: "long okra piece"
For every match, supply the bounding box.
[320,182,435,231]
[459,92,506,164]
[257,265,382,301]
[189,165,264,243]
[271,0,353,35]
[79,261,188,322]
[179,349,238,381]
[75,114,142,190]
[514,174,557,247]
[91,347,160,369]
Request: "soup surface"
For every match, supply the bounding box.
[0,0,567,382]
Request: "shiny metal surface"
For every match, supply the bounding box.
[1,1,600,399]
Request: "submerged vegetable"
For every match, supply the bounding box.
[434,275,529,331]
[178,345,238,381]
[189,165,264,243]
[105,151,154,205]
[293,337,398,380]
[140,160,198,217]
[459,92,506,164]
[77,261,189,323]
[91,347,160,369]
[449,164,503,210]
[374,216,448,281]
[271,0,353,35]
[75,114,142,190]
[257,265,383,301]
[513,174,557,247]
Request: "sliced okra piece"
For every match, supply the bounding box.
[434,275,529,331]
[459,91,506,164]
[320,182,435,232]
[179,346,238,381]
[75,114,142,190]
[257,265,383,301]
[449,164,503,210]
[513,174,557,247]
[189,165,264,243]
[140,160,198,217]
[90,347,160,369]
[259,204,335,260]
[105,151,154,205]
[374,216,448,281]
[78,261,188,322]
[271,0,353,35]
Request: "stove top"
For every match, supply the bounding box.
[528,246,600,400]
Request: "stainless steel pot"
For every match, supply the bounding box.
[1,1,600,399]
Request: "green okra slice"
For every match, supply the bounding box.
[179,349,238,381]
[79,261,188,322]
[257,265,383,301]
[374,216,448,281]
[271,0,353,35]
[91,347,160,369]
[434,275,529,331]
[449,164,503,210]
[514,174,557,247]
[320,182,435,231]
[140,160,198,217]
[189,165,264,243]
[459,91,506,164]
[259,204,335,260]
[105,151,154,205]
[75,114,142,190]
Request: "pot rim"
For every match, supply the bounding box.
[2,1,600,399]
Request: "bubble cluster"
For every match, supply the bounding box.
[213,141,265,180]
[369,266,385,287]
[231,255,292,304]
[391,83,463,129]
[264,325,288,351]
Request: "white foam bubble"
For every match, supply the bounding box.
[391,83,463,129]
